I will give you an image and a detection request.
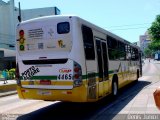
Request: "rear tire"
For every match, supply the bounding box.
[112,76,118,98]
[112,81,118,96]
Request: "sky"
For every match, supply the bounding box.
[4,0,160,43]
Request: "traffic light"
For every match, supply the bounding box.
[19,30,25,51]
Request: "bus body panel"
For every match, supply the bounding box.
[17,83,88,102]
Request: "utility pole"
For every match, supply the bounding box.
[18,2,21,22]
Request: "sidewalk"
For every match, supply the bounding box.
[91,60,160,120]
[145,59,160,64]
[0,79,17,97]
[91,79,160,120]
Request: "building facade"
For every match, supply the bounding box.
[0,0,60,70]
[22,7,60,21]
[139,31,151,56]
[0,0,16,50]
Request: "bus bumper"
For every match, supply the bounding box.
[17,86,88,102]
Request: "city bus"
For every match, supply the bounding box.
[16,15,142,102]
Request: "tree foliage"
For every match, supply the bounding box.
[148,15,160,41]
[148,41,160,51]
[144,48,152,57]
[148,15,160,52]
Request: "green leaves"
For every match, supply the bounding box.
[148,15,160,52]
[144,48,152,58]
[148,42,160,51]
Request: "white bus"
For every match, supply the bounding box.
[16,15,142,102]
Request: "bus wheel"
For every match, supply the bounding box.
[112,76,118,98]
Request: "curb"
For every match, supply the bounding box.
[0,91,17,98]
[0,84,17,97]
[0,84,17,91]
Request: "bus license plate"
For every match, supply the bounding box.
[37,90,51,95]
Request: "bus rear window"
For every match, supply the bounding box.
[22,59,68,65]
[57,22,70,34]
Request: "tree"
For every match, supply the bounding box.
[148,41,160,51]
[144,48,152,58]
[148,15,160,52]
[148,15,160,41]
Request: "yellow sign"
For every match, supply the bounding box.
[58,40,65,48]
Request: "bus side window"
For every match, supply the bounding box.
[131,48,139,61]
[82,25,95,60]
[125,44,131,60]
[107,36,119,60]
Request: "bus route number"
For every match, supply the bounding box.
[58,74,72,80]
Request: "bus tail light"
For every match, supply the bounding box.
[16,63,21,86]
[73,62,82,87]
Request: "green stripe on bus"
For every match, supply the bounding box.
[82,73,99,79]
[82,71,115,80]
[20,70,116,80]
[108,70,115,74]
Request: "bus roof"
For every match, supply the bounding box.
[18,15,140,50]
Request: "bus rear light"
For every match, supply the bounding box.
[73,62,82,87]
[21,89,29,93]
[67,91,72,94]
[74,74,79,79]
[74,67,80,72]
[21,90,25,92]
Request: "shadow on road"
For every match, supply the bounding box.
[94,80,152,120]
[16,81,151,120]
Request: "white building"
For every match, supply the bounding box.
[22,7,60,21]
[0,0,60,70]
[0,0,16,50]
